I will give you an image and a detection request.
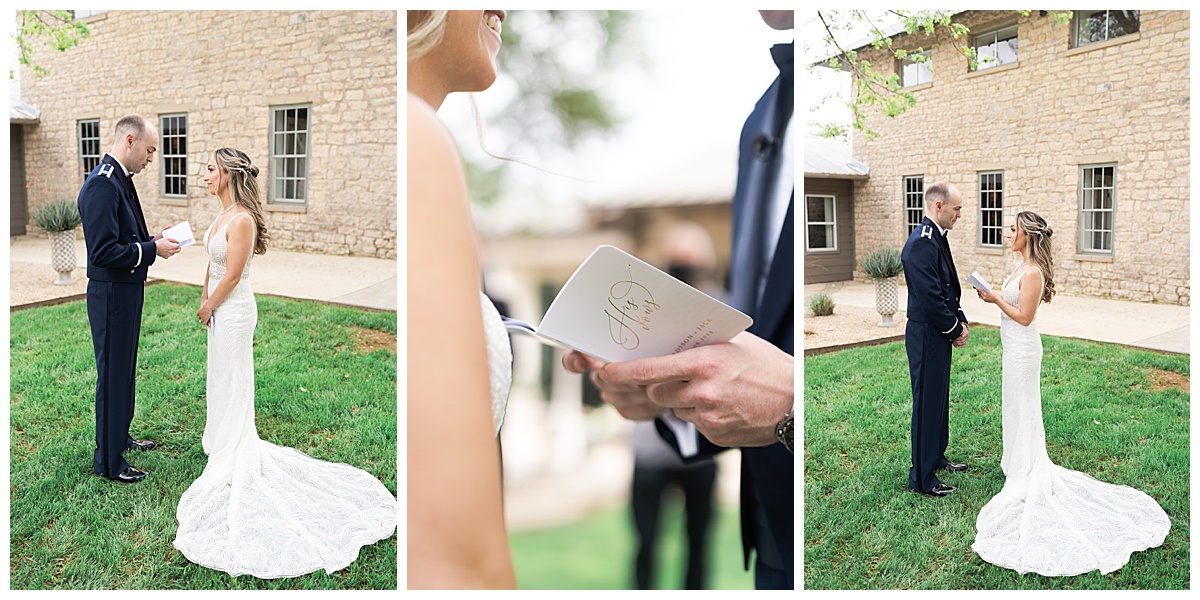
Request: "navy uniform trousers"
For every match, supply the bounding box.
[88,280,144,477]
[906,320,952,493]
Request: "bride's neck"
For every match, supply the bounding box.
[407,62,449,110]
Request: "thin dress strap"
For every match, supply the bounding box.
[204,211,254,248]
[220,212,254,239]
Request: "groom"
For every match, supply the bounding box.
[564,11,794,589]
[77,114,180,484]
[901,181,969,497]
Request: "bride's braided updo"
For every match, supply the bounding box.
[1016,211,1055,303]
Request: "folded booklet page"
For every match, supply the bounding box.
[502,245,753,363]
[967,271,992,294]
[161,221,196,247]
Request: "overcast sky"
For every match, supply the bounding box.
[800,10,881,145]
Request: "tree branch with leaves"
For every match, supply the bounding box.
[14,10,91,78]
[809,10,1071,140]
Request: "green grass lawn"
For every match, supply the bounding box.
[510,501,755,589]
[9,283,398,590]
[804,327,1189,589]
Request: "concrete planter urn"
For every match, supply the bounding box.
[874,276,899,327]
[48,230,78,285]
[33,199,83,286]
[861,248,903,327]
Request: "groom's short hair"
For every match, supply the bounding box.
[926,181,951,209]
[114,114,150,139]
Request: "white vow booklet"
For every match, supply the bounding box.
[967,271,993,293]
[503,245,753,363]
[161,221,196,247]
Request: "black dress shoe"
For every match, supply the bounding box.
[912,482,956,497]
[128,439,157,451]
[941,461,968,472]
[109,467,147,484]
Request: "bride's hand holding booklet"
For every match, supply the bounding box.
[502,245,753,363]
[967,271,993,294]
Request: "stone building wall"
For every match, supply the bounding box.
[850,10,1188,305]
[18,10,397,258]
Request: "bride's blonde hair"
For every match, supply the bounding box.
[1017,211,1055,303]
[213,147,270,255]
[407,10,448,62]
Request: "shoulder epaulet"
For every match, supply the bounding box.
[97,163,114,178]
[919,225,933,240]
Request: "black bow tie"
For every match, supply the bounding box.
[771,42,794,84]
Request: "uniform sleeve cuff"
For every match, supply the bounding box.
[941,318,960,336]
[943,320,964,341]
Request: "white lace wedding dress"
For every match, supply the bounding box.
[173,215,397,579]
[481,294,513,435]
[972,266,1170,576]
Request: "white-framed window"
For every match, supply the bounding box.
[899,49,932,87]
[805,194,838,252]
[904,175,925,234]
[1079,164,1116,254]
[269,104,311,205]
[978,171,1004,247]
[160,113,188,197]
[1073,10,1140,47]
[71,10,107,19]
[972,24,1019,71]
[78,119,101,181]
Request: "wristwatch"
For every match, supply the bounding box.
[775,410,794,454]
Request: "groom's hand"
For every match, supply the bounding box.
[593,332,793,448]
[155,237,181,258]
[563,351,663,421]
[953,324,969,348]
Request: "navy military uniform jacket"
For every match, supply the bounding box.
[77,154,157,282]
[655,42,794,587]
[901,216,966,340]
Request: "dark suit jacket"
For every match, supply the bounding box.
[658,42,795,581]
[901,216,967,340]
[77,154,157,283]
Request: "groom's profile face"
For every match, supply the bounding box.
[126,127,159,175]
[936,187,963,230]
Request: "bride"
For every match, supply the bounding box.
[407,9,517,589]
[971,211,1170,576]
[172,147,397,579]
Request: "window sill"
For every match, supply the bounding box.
[158,197,189,207]
[806,248,840,254]
[266,202,308,214]
[966,61,1019,79]
[1074,252,1114,263]
[976,246,1005,255]
[900,82,933,93]
[80,12,108,24]
[1064,32,1141,57]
